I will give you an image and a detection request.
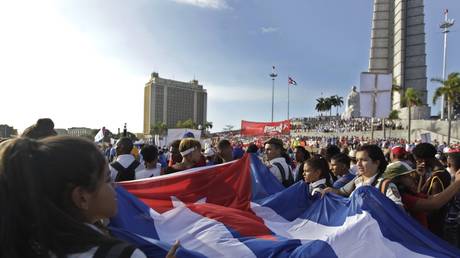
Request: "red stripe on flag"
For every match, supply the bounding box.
[119,154,275,239]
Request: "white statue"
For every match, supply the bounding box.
[343,86,360,118]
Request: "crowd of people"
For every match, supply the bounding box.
[102,129,460,248]
[2,117,460,257]
[290,117,405,133]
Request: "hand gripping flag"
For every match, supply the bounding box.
[109,154,460,258]
[288,77,297,86]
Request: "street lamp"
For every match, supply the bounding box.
[440,9,455,119]
[270,66,278,122]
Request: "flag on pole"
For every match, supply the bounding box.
[109,154,460,258]
[288,76,297,86]
[94,126,106,142]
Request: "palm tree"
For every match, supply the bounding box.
[204,121,213,131]
[403,88,423,144]
[431,72,460,145]
[332,95,344,116]
[324,97,333,117]
[315,97,327,116]
[150,122,168,136]
[387,110,400,139]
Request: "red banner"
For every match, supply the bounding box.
[240,120,291,136]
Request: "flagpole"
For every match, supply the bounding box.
[287,79,290,121]
[270,66,278,122]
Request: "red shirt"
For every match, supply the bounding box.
[402,193,428,228]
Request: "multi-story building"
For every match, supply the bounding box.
[144,72,207,134]
[67,127,92,137]
[0,124,16,138]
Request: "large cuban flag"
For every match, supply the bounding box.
[109,154,460,258]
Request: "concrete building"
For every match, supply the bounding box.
[55,128,69,135]
[368,0,430,118]
[0,124,16,138]
[67,127,92,137]
[143,72,207,134]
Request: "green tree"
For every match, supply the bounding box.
[324,97,333,117]
[330,95,344,116]
[403,88,423,144]
[150,121,168,136]
[204,121,213,131]
[176,119,196,129]
[431,72,460,145]
[223,125,234,132]
[387,109,400,139]
[315,97,328,116]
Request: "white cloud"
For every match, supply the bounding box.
[261,27,278,33]
[172,0,229,9]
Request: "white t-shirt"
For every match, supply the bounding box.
[110,154,145,181]
[136,163,162,179]
[268,157,291,183]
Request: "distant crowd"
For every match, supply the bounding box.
[291,117,405,133]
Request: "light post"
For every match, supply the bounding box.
[440,9,455,119]
[270,66,278,122]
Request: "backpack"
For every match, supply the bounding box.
[111,160,140,182]
[93,241,136,258]
[273,162,294,188]
[379,178,392,195]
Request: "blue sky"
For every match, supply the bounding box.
[1,0,459,132]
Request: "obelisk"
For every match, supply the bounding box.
[368,0,430,119]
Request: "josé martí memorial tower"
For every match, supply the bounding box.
[368,0,430,119]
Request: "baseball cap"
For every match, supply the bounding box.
[383,161,415,180]
[391,146,407,156]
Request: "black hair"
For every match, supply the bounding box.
[217,139,232,150]
[170,139,181,150]
[116,137,133,154]
[246,143,259,153]
[439,153,448,163]
[21,118,57,139]
[357,144,388,186]
[412,143,437,160]
[305,155,334,186]
[331,153,351,168]
[0,136,120,257]
[448,153,460,171]
[325,145,341,162]
[294,146,311,161]
[141,145,159,163]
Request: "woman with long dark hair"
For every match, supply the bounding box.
[0,136,178,257]
[321,145,403,207]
